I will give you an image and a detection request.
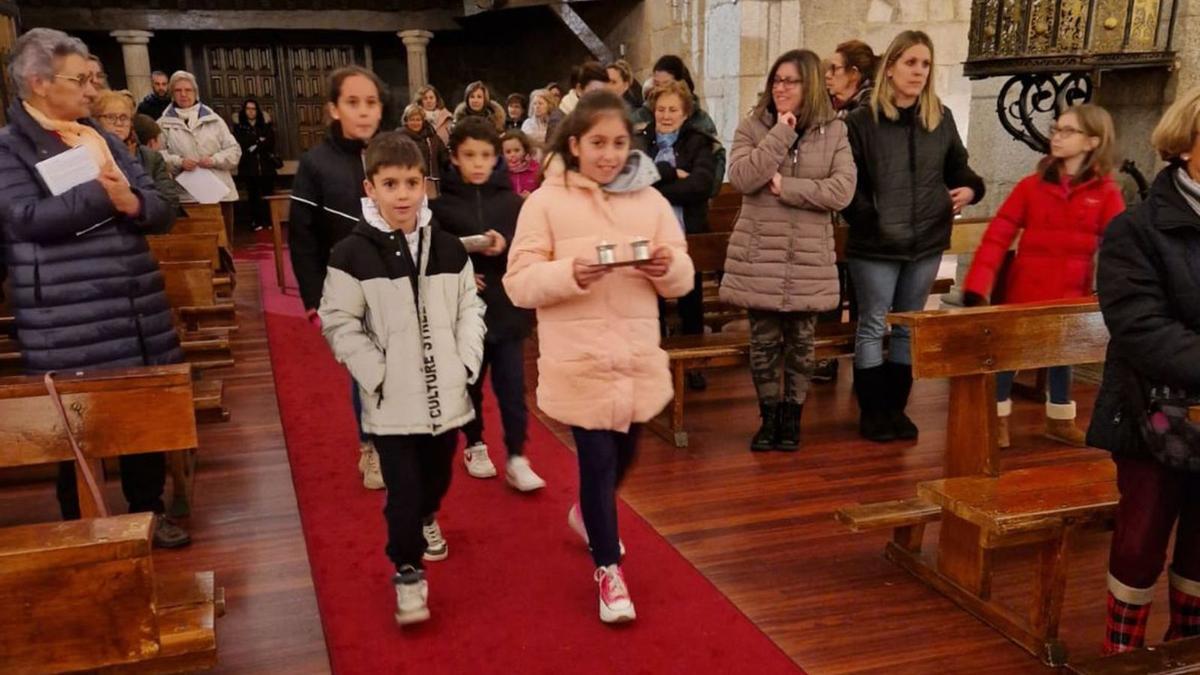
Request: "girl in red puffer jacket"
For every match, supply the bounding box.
[963,103,1125,448]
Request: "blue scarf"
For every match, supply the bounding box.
[654,130,685,231]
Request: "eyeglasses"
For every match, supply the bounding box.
[54,73,94,88]
[1049,124,1085,138]
[771,77,802,90]
[824,65,847,75]
[98,113,132,124]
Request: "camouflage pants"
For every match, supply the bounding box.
[748,310,818,405]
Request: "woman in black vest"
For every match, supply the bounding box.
[288,65,386,490]
[1089,89,1200,654]
[842,30,984,443]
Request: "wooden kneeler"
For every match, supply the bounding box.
[0,373,222,672]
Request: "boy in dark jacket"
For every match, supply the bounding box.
[430,116,545,492]
[320,132,485,626]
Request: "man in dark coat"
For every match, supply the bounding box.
[0,28,189,547]
[137,70,172,121]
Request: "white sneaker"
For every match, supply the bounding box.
[505,456,546,492]
[464,443,497,478]
[422,519,448,562]
[358,441,384,490]
[594,564,636,624]
[393,569,430,626]
[567,503,626,558]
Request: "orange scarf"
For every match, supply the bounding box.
[23,101,127,183]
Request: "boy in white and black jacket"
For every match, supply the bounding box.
[319,132,486,626]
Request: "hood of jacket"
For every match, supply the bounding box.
[359,194,433,238]
[541,149,661,194]
[159,103,223,129]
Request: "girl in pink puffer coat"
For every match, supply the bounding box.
[504,91,694,626]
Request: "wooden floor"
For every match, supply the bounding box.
[0,249,1159,674]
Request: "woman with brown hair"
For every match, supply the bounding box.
[720,49,856,452]
[416,84,452,144]
[825,39,878,118]
[452,81,506,132]
[842,30,984,443]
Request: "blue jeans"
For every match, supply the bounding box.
[462,338,528,457]
[996,366,1072,404]
[350,376,367,442]
[848,255,943,369]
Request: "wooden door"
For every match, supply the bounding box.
[202,45,279,129]
[283,45,356,154]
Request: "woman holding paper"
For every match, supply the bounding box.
[157,70,241,219]
[0,28,189,549]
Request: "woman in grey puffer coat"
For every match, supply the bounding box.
[720,49,856,453]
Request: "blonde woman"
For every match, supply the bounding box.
[842,30,984,443]
[520,88,564,155]
[93,89,181,220]
[416,84,452,144]
[720,49,856,452]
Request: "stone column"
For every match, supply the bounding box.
[398,29,434,99]
[110,30,154,101]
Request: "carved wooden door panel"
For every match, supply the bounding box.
[283,46,356,154]
[202,45,279,128]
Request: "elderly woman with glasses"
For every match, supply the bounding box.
[93,89,181,222]
[157,70,241,227]
[0,28,189,548]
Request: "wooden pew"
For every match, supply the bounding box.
[157,259,238,336]
[835,300,1110,666]
[0,365,199,518]
[0,512,221,672]
[266,192,292,291]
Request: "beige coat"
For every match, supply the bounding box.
[719,110,856,313]
[504,156,695,432]
[157,103,242,202]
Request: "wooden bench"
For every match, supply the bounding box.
[266,192,292,291]
[0,365,201,518]
[148,232,233,301]
[0,512,221,672]
[835,300,1110,666]
[158,259,238,335]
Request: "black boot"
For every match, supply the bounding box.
[776,401,802,452]
[751,402,780,452]
[854,365,896,443]
[885,361,919,440]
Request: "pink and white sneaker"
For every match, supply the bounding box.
[594,564,636,624]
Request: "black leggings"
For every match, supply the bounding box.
[572,425,641,568]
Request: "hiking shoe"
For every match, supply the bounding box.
[505,456,546,492]
[152,514,192,549]
[568,503,625,558]
[422,519,448,562]
[464,443,497,478]
[594,564,636,624]
[358,440,384,490]
[393,566,430,626]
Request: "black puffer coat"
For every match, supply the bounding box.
[638,123,717,234]
[1087,168,1200,456]
[429,165,531,343]
[842,104,984,261]
[288,123,367,310]
[400,122,448,183]
[0,100,179,373]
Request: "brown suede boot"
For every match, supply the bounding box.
[997,399,1011,449]
[1044,401,1087,447]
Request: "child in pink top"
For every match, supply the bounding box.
[501,129,540,198]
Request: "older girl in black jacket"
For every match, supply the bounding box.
[1089,89,1200,655]
[842,30,984,443]
[288,65,386,490]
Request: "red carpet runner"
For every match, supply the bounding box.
[247,242,802,674]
